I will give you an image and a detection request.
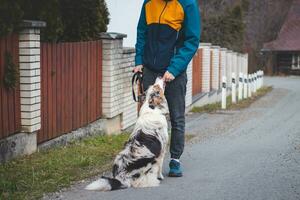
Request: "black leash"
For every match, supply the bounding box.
[131,71,145,103]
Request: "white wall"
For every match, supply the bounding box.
[106,0,143,47]
[200,43,212,93]
[211,46,220,90]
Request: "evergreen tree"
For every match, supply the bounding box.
[0,0,110,42]
[60,0,110,42]
[0,0,23,37]
[21,0,64,42]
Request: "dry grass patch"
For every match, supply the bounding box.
[191,86,273,113]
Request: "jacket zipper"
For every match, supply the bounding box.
[154,1,168,66]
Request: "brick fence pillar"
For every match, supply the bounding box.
[232,52,238,88]
[19,20,46,153]
[200,43,211,93]
[211,46,220,91]
[99,32,138,134]
[220,48,227,89]
[185,61,193,108]
[0,20,46,162]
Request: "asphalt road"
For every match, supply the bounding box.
[45,76,300,200]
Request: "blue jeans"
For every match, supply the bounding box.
[142,67,187,159]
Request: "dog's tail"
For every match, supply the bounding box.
[85,176,126,191]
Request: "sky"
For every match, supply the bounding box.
[106,0,144,47]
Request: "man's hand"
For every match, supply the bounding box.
[163,71,175,82]
[133,65,143,73]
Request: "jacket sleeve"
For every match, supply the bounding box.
[135,1,148,66]
[167,1,201,77]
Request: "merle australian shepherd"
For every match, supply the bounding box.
[85,78,168,191]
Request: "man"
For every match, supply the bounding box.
[133,0,201,177]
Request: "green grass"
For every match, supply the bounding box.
[0,133,130,200]
[191,86,273,113]
[0,131,197,200]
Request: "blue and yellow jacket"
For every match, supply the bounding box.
[135,0,201,77]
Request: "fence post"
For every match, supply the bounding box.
[211,46,220,91]
[99,32,138,134]
[243,73,248,99]
[18,20,46,154]
[200,43,212,93]
[220,48,227,89]
[251,74,255,93]
[248,74,252,97]
[222,76,227,109]
[258,72,261,89]
[231,72,237,103]
[261,71,264,88]
[226,50,233,90]
[260,71,263,88]
[254,72,257,93]
[238,72,243,101]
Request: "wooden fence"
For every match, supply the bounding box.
[192,49,203,96]
[38,41,102,143]
[0,34,21,139]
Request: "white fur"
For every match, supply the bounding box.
[85,179,111,191]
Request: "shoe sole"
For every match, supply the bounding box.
[168,173,183,177]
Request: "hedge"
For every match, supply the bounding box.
[0,0,109,42]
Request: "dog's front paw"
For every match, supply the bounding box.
[158,173,164,181]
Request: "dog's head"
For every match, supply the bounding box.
[144,78,168,113]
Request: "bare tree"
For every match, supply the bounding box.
[199,0,293,72]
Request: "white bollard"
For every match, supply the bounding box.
[254,72,257,93]
[248,74,252,97]
[232,72,237,104]
[251,74,254,93]
[222,76,227,109]
[259,71,262,89]
[261,71,264,88]
[257,71,260,89]
[243,74,248,99]
[260,70,264,88]
[238,72,243,101]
